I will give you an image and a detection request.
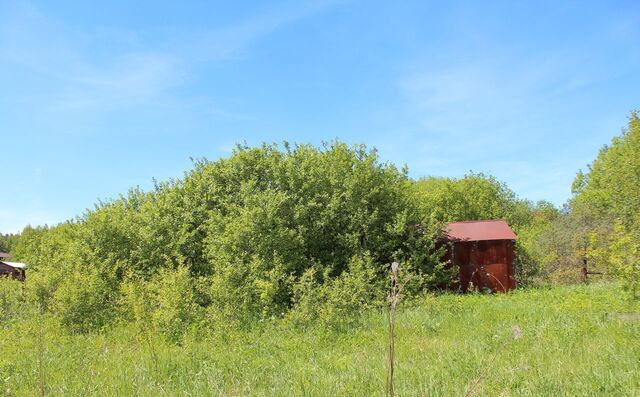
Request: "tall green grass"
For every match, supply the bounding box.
[1,282,638,396]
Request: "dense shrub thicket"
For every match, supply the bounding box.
[5,111,639,339]
[572,112,640,298]
[0,233,18,253]
[518,111,640,296]
[3,142,539,337]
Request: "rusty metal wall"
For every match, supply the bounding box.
[450,240,516,293]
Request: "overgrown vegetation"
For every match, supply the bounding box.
[0,112,639,395]
[0,233,19,253]
[4,141,544,337]
[519,111,640,296]
[1,112,639,342]
[0,282,637,396]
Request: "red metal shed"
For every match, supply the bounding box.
[444,220,517,293]
[0,261,26,281]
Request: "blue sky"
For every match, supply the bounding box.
[1,0,639,233]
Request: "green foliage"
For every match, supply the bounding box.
[606,223,640,299]
[287,251,385,330]
[121,266,204,342]
[21,136,625,332]
[412,172,533,232]
[11,142,449,332]
[3,130,640,393]
[0,283,637,396]
[50,268,117,333]
[413,173,549,286]
[11,223,81,276]
[572,112,640,224]
[517,112,640,290]
[196,142,439,323]
[588,220,640,300]
[567,111,640,294]
[515,201,575,285]
[0,278,24,322]
[0,233,20,254]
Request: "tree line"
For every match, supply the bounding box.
[1,112,638,338]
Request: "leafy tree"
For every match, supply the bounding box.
[524,112,640,292]
[412,173,534,232]
[514,201,561,285]
[570,112,640,295]
[11,142,448,332]
[0,233,20,254]
[571,112,640,225]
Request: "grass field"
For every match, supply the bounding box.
[1,282,639,396]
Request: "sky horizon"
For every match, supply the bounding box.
[1,0,639,234]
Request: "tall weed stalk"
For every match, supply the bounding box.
[386,261,401,397]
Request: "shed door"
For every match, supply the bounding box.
[484,262,510,292]
[476,241,512,292]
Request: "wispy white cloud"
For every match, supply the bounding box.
[0,0,343,231]
[0,0,340,116]
[0,1,183,114]
[182,0,341,63]
[393,50,608,204]
[399,55,587,136]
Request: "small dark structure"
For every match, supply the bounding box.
[0,252,9,260]
[0,261,26,281]
[444,220,517,293]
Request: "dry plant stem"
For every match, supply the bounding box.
[386,262,401,397]
[37,309,46,397]
[387,302,396,397]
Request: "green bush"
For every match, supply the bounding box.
[51,268,116,333]
[121,267,204,342]
[588,220,640,300]
[8,141,544,332]
[150,267,204,342]
[287,252,385,330]
[0,278,24,323]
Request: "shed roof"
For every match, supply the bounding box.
[0,261,27,269]
[445,220,517,242]
[0,252,9,259]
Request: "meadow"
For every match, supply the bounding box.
[1,282,638,396]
